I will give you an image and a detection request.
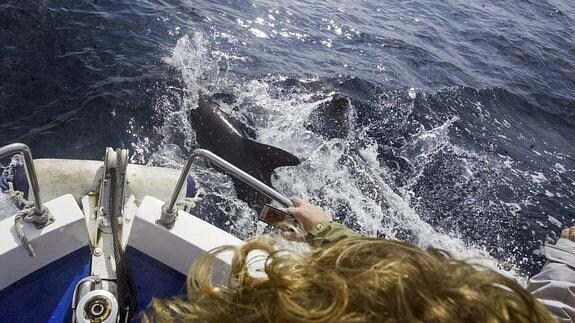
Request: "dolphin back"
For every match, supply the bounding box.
[191,92,301,209]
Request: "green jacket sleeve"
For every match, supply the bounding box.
[307,221,362,249]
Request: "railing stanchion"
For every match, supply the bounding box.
[158,149,292,228]
[0,143,51,227]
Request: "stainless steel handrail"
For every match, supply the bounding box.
[160,149,292,227]
[0,143,46,217]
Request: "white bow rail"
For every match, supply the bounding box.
[158,149,293,228]
[0,143,51,227]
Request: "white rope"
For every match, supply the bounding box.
[6,181,27,209]
[14,209,36,257]
[5,182,36,257]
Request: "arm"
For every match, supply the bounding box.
[306,221,362,248]
[527,229,575,322]
[287,197,361,249]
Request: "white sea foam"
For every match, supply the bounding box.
[0,156,24,221]
[547,215,562,228]
[0,193,19,221]
[530,172,547,184]
[555,163,566,173]
[504,202,522,216]
[130,33,527,281]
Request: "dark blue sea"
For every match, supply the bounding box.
[1,0,574,278]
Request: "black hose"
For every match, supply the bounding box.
[109,149,136,320]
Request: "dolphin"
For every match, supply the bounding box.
[303,94,413,179]
[188,93,300,209]
[304,95,352,139]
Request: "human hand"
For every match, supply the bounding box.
[561,226,575,241]
[287,196,330,232]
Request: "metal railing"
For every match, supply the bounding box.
[0,143,47,219]
[159,149,292,227]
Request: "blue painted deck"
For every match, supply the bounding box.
[0,246,186,322]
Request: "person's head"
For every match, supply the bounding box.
[143,237,554,323]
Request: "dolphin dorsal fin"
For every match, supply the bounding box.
[226,138,300,210]
[240,138,300,184]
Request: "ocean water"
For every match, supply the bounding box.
[1,0,574,279]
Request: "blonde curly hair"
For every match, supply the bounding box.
[143,237,555,322]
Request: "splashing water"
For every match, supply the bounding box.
[129,33,530,281]
[232,78,524,279]
[0,156,24,221]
